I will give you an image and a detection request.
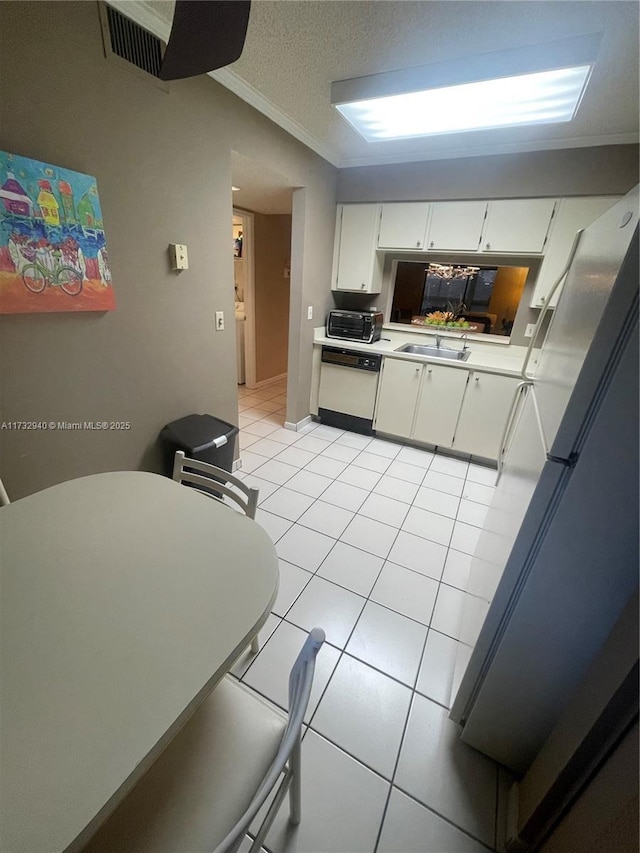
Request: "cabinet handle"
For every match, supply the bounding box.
[475,376,480,381]
[429,241,434,248]
[427,368,432,374]
[485,242,491,250]
[416,240,421,247]
[415,367,420,373]
[361,283,365,289]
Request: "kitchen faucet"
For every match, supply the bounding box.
[460,333,469,353]
[435,334,442,349]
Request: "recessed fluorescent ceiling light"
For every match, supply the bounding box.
[332,34,599,142]
[336,66,592,141]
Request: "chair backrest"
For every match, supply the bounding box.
[0,477,10,507]
[172,450,258,518]
[212,627,326,853]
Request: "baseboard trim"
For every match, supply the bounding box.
[244,372,287,391]
[284,415,312,432]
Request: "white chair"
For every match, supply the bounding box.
[0,477,9,507]
[172,450,259,519]
[83,628,326,853]
[172,450,262,653]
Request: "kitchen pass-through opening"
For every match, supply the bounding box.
[391,260,529,336]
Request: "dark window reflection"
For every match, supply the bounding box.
[391,262,528,336]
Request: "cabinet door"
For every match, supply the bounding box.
[453,371,520,459]
[426,201,487,251]
[334,204,382,292]
[413,364,469,448]
[530,197,620,309]
[374,358,423,439]
[378,203,430,250]
[482,199,557,254]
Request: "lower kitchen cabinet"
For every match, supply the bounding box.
[374,357,423,437]
[373,355,520,460]
[413,364,469,447]
[453,371,520,459]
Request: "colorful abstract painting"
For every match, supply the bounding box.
[0,151,115,313]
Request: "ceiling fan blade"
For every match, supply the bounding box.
[159,0,251,81]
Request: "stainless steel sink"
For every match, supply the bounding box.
[394,343,471,361]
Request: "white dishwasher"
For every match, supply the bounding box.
[318,346,382,435]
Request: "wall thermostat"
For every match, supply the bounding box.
[169,243,189,270]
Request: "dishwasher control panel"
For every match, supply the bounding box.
[321,346,382,372]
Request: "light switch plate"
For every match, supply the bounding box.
[215,311,224,331]
[524,323,536,338]
[307,306,313,320]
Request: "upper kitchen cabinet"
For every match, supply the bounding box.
[530,196,621,309]
[426,201,488,252]
[332,204,384,293]
[481,199,557,254]
[377,203,430,250]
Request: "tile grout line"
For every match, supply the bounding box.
[236,401,500,849]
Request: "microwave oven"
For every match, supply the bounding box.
[326,310,383,344]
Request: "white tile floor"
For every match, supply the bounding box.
[233,379,504,853]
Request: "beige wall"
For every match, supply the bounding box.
[337,145,639,202]
[253,214,291,383]
[0,1,337,498]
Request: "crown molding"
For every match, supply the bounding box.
[105,0,340,167]
[208,67,340,166]
[102,3,639,171]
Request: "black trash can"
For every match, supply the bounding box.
[159,414,239,477]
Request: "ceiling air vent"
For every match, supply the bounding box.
[99,3,168,90]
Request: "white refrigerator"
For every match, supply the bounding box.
[449,187,639,775]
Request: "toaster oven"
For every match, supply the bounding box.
[326,310,383,344]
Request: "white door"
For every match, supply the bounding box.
[413,364,469,447]
[374,358,423,438]
[334,205,382,292]
[378,203,430,250]
[426,201,487,251]
[482,199,556,254]
[453,372,520,460]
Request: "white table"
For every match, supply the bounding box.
[0,472,279,853]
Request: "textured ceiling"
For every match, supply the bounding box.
[231,151,293,214]
[133,0,639,170]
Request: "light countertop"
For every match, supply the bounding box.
[314,327,533,378]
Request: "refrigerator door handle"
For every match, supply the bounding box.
[521,228,586,381]
[497,380,532,483]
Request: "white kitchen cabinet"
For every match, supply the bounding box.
[530,196,620,309]
[377,203,430,250]
[482,199,557,254]
[426,201,488,252]
[332,204,383,292]
[413,364,469,448]
[453,371,520,459]
[374,358,423,438]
